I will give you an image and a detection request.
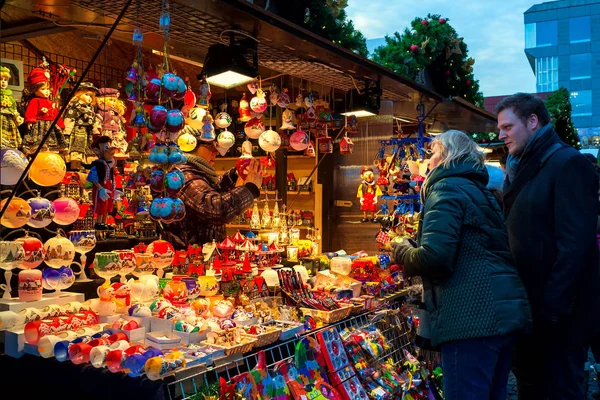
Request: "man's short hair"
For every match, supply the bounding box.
[495,93,551,127]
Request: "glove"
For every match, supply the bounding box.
[391,238,417,264]
[360,197,364,206]
[98,187,112,201]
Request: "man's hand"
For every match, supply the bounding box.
[244,159,265,189]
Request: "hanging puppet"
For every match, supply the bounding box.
[64,82,98,164]
[357,166,382,223]
[21,64,66,154]
[0,66,24,149]
[86,135,116,230]
[95,87,122,147]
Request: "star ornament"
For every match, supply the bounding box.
[445,37,463,60]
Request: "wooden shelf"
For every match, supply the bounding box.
[215,155,314,161]
[262,190,313,196]
[227,224,313,230]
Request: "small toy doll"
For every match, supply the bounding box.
[87,135,116,230]
[95,87,121,140]
[111,98,129,158]
[22,66,66,154]
[0,66,24,149]
[357,166,382,223]
[201,113,215,142]
[64,82,98,163]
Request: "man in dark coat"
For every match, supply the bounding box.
[496,93,600,400]
[162,126,263,249]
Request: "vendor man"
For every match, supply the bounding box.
[163,125,263,248]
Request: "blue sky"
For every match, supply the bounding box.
[346,0,538,97]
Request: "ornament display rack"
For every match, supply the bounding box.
[165,299,412,400]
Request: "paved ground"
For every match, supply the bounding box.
[506,352,599,400]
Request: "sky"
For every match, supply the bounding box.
[346,0,538,97]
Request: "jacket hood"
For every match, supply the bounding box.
[485,164,505,191]
[424,158,489,198]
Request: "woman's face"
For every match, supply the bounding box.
[429,141,444,170]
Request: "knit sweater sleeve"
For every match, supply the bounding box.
[181,175,259,225]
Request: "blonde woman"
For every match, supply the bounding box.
[393,130,530,399]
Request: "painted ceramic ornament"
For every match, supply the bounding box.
[18,269,42,301]
[238,94,252,122]
[166,109,185,133]
[186,107,207,130]
[16,234,46,269]
[177,131,197,152]
[149,106,168,132]
[165,170,185,197]
[244,118,265,139]
[280,109,295,130]
[289,130,309,151]
[168,144,184,164]
[0,148,28,186]
[161,73,179,97]
[215,112,232,129]
[42,266,75,291]
[173,76,187,100]
[27,196,55,228]
[150,167,166,193]
[247,81,260,95]
[235,158,252,180]
[200,115,215,142]
[29,152,66,187]
[160,198,177,222]
[145,78,163,102]
[149,198,166,221]
[211,300,234,318]
[258,129,281,152]
[173,198,185,221]
[52,196,79,226]
[277,92,291,108]
[145,239,175,271]
[220,319,236,330]
[0,198,31,228]
[217,130,235,151]
[191,298,211,317]
[44,233,76,269]
[250,89,268,113]
[128,304,152,318]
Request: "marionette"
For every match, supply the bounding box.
[111,98,129,158]
[64,82,98,164]
[22,66,66,155]
[0,66,24,149]
[87,135,116,230]
[357,166,382,223]
[95,87,121,144]
[198,77,211,108]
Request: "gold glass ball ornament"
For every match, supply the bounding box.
[29,151,66,187]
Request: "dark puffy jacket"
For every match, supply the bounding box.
[162,156,259,249]
[397,159,531,346]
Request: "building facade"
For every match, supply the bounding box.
[525,0,600,149]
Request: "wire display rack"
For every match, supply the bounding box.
[165,300,414,400]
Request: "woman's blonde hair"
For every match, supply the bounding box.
[432,130,485,169]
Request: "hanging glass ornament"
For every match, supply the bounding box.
[261,202,271,229]
[250,202,261,230]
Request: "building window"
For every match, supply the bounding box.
[525,23,536,49]
[570,90,592,117]
[570,16,591,43]
[536,21,558,47]
[536,56,558,92]
[570,53,591,80]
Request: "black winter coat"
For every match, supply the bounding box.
[398,159,531,346]
[503,127,600,339]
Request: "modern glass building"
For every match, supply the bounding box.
[525,0,600,149]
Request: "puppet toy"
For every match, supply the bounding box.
[64,82,98,164]
[0,66,24,149]
[95,87,122,145]
[357,166,382,223]
[22,65,66,154]
[87,135,116,230]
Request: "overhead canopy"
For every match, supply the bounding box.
[4,0,497,132]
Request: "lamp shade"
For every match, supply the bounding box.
[341,88,380,118]
[199,44,256,89]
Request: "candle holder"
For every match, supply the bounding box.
[286,246,299,263]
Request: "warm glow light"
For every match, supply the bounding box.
[340,110,377,118]
[151,50,203,67]
[206,71,255,89]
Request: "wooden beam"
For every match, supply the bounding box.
[0,21,75,43]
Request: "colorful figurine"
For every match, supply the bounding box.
[63,82,98,163]
[87,135,116,230]
[0,66,24,149]
[357,166,382,223]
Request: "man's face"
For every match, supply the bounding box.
[498,108,536,156]
[0,76,8,90]
[196,143,219,165]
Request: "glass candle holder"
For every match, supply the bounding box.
[289,228,300,245]
[287,246,299,262]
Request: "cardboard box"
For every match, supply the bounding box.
[145,330,181,350]
[150,317,173,332]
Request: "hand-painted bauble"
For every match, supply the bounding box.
[165,170,185,197]
[149,198,167,221]
[235,158,252,180]
[258,129,281,152]
[42,266,75,291]
[250,95,268,113]
[173,76,187,100]
[145,239,175,269]
[166,109,185,133]
[52,196,80,226]
[16,235,45,269]
[161,73,179,97]
[27,196,55,228]
[217,130,235,151]
[145,78,163,102]
[183,89,196,110]
[149,168,166,193]
[168,144,184,165]
[173,198,185,221]
[149,106,168,132]
[0,197,31,228]
[244,118,265,139]
[247,81,259,94]
[44,234,75,268]
[214,112,232,129]
[289,130,309,151]
[29,152,66,187]
[186,107,206,130]
[277,92,291,108]
[0,148,28,186]
[177,131,197,152]
[159,198,176,222]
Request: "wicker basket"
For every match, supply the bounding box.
[299,306,352,324]
[199,338,257,356]
[242,326,282,348]
[350,304,364,315]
